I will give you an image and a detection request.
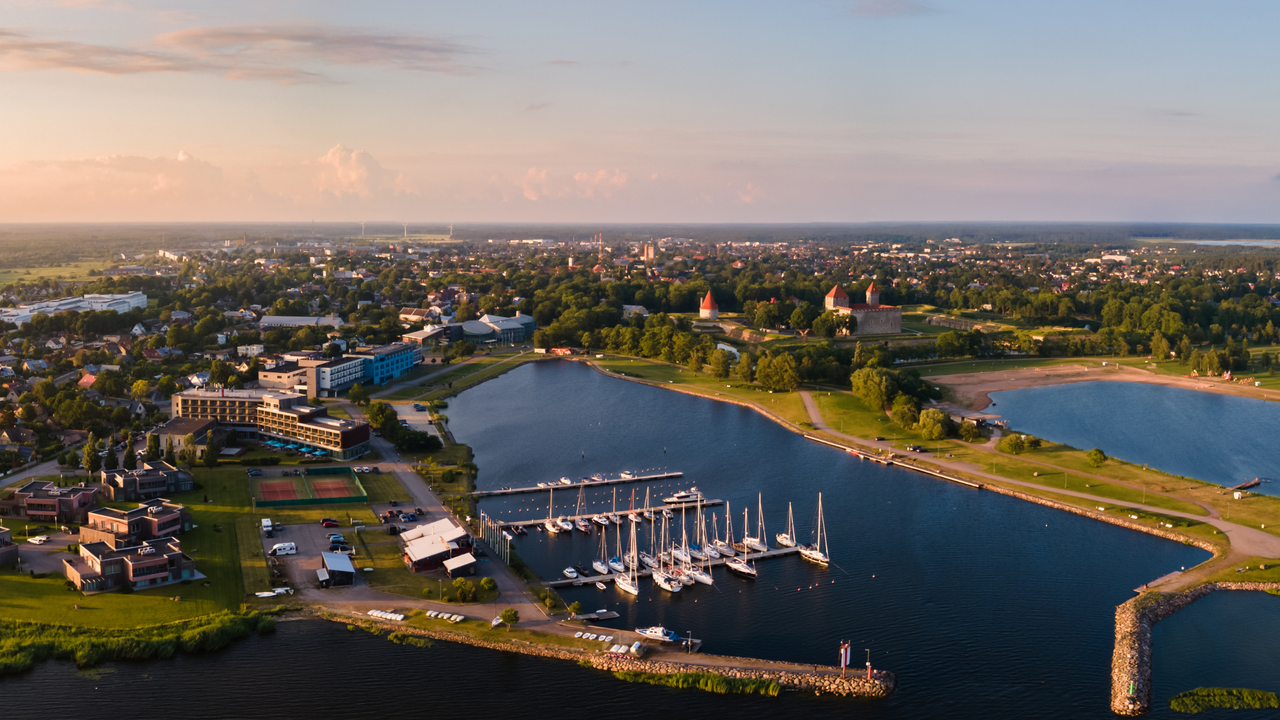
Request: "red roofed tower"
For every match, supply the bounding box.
[699,291,719,320]
[865,282,880,307]
[825,284,850,311]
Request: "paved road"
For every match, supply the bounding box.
[798,391,1280,559]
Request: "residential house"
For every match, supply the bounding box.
[0,427,35,445]
[22,359,47,373]
[63,536,197,593]
[79,498,193,550]
[0,524,17,567]
[98,462,194,502]
[0,481,98,523]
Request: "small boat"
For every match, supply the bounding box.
[620,471,636,479]
[608,555,626,574]
[799,493,830,566]
[592,559,609,575]
[670,567,695,586]
[726,556,757,577]
[687,544,707,561]
[635,625,681,642]
[512,525,528,536]
[590,473,605,482]
[672,546,691,564]
[560,477,573,485]
[576,518,593,533]
[596,581,608,591]
[643,509,655,521]
[639,551,658,569]
[563,567,580,579]
[573,564,590,578]
[629,513,642,524]
[592,514,611,526]
[651,570,683,593]
[609,513,622,524]
[544,520,562,534]
[776,502,797,548]
[557,516,574,532]
[492,616,503,627]
[663,487,703,504]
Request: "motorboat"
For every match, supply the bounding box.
[620,471,636,479]
[575,517,593,533]
[635,625,681,642]
[563,567,579,579]
[651,570,683,593]
[544,520,562,534]
[663,487,703,504]
[596,581,608,591]
[557,516,574,532]
[592,514,611,526]
[560,477,573,485]
[726,556,757,577]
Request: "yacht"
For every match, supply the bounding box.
[609,513,622,524]
[711,539,735,557]
[592,514,611,526]
[661,508,673,520]
[685,565,713,585]
[629,512,642,524]
[651,569,683,593]
[687,544,707,561]
[672,546,692,564]
[670,567,695,586]
[563,567,579,579]
[620,470,636,479]
[639,551,658,569]
[799,493,830,566]
[575,517,593,533]
[776,502,797,548]
[608,555,626,573]
[544,519,562,534]
[616,519,641,597]
[592,558,610,575]
[615,571,639,596]
[635,625,681,643]
[559,477,573,485]
[557,516,574,532]
[663,487,703,504]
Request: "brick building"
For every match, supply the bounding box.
[79,498,193,550]
[0,481,98,524]
[99,462,195,502]
[63,537,198,593]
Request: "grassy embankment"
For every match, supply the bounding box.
[611,670,782,697]
[1169,687,1280,713]
[382,352,528,402]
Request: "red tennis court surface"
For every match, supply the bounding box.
[259,480,299,501]
[311,479,357,498]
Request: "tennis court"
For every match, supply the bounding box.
[310,477,361,498]
[258,480,301,501]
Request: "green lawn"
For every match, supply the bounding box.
[401,609,602,650]
[911,357,1099,376]
[408,353,538,403]
[359,472,413,504]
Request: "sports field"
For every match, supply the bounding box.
[253,476,309,502]
[310,476,361,498]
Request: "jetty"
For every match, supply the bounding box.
[473,470,684,497]
[803,434,984,490]
[540,545,799,587]
[501,499,725,528]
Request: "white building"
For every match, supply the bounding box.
[0,292,147,328]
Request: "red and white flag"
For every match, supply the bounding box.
[839,642,851,668]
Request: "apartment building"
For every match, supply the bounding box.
[0,525,17,567]
[99,462,195,502]
[346,342,423,385]
[0,481,97,523]
[80,498,193,550]
[63,537,197,593]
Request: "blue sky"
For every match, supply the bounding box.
[0,0,1277,223]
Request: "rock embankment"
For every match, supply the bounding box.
[1111,582,1280,715]
[326,611,895,698]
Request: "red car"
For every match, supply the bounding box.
[321,520,339,528]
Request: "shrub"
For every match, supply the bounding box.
[480,577,496,592]
[1169,687,1280,713]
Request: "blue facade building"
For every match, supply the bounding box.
[347,343,423,385]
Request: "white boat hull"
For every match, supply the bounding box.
[544,521,561,534]
[800,547,829,565]
[652,572,683,592]
[775,533,796,548]
[743,537,767,552]
[639,552,658,569]
[711,541,735,557]
[608,559,626,573]
[687,568,713,585]
[592,560,609,575]
[615,575,639,596]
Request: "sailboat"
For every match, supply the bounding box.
[543,488,562,534]
[609,487,622,524]
[711,502,736,557]
[742,493,768,552]
[642,488,654,521]
[799,493,830,566]
[684,506,713,586]
[775,502,797,547]
[575,486,593,533]
[725,553,757,578]
[608,520,626,573]
[592,525,610,576]
[651,516,683,593]
[628,489,642,523]
[615,519,640,596]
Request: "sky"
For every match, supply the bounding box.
[0,0,1278,224]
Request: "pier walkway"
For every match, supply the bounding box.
[501,499,725,527]
[540,546,800,587]
[473,471,683,497]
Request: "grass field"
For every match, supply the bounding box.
[355,472,412,504]
[910,357,1099,376]
[0,261,102,286]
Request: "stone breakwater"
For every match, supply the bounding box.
[1110,582,1280,716]
[324,611,896,698]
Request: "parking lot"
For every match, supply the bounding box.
[11,530,78,575]
[398,404,441,439]
[256,518,373,588]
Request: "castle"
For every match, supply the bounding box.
[700,291,719,320]
[824,282,902,335]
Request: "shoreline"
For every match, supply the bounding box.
[929,362,1280,412]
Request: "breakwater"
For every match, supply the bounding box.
[325,611,896,698]
[1110,582,1280,716]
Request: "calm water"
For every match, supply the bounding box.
[989,381,1280,494]
[6,363,1273,719]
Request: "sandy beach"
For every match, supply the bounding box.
[931,362,1280,411]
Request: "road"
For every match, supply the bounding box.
[798,391,1280,560]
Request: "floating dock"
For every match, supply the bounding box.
[502,499,725,528]
[804,434,984,490]
[473,471,684,497]
[540,546,800,587]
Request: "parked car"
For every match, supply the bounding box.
[26,535,50,545]
[873,436,885,441]
[414,507,424,515]
[404,514,417,522]
[326,533,344,541]
[273,522,284,531]
[389,500,399,507]
[328,542,349,552]
[321,520,339,528]
[371,467,380,473]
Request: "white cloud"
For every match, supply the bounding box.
[737,182,764,204]
[573,169,628,198]
[313,145,405,198]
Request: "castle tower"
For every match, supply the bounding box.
[699,291,719,320]
[825,285,850,311]
[865,282,880,307]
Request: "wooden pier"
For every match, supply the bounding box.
[501,499,725,528]
[540,545,800,587]
[473,470,684,497]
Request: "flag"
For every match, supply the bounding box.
[839,642,851,668]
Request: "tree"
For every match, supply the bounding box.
[1087,448,1108,467]
[959,420,979,442]
[889,393,919,428]
[103,444,118,471]
[122,444,137,470]
[917,408,953,440]
[1150,331,1170,361]
[203,438,222,468]
[567,600,582,616]
[997,434,1026,455]
[366,401,396,427]
[935,331,963,359]
[18,403,35,423]
[82,432,101,474]
[323,342,343,358]
[850,367,897,411]
[347,383,370,406]
[757,352,799,392]
[687,348,703,373]
[737,352,754,383]
[499,607,519,632]
[754,302,782,329]
[165,435,175,462]
[480,577,497,592]
[708,349,732,379]
[130,380,151,401]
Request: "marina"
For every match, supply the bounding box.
[472,470,684,497]
[540,545,800,587]
[501,498,725,527]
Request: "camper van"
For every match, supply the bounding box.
[261,518,274,538]
[269,542,296,556]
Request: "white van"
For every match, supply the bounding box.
[260,519,273,532]
[269,542,296,556]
